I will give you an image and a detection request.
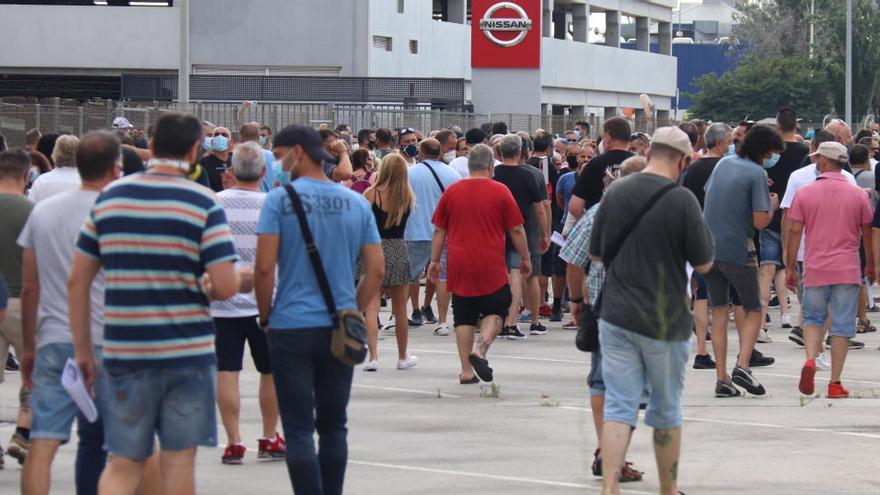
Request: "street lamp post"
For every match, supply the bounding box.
[178,0,190,108]
[846,0,852,127]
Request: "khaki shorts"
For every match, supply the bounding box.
[0,297,23,384]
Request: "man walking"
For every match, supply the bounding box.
[589,127,714,495]
[786,141,873,399]
[429,144,530,384]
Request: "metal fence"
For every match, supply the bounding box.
[0,97,665,148]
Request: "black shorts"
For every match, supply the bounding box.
[551,245,568,276]
[704,260,760,311]
[452,284,513,328]
[540,247,554,278]
[214,316,272,374]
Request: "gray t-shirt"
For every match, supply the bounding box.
[703,155,771,265]
[17,189,104,348]
[521,163,549,245]
[589,173,715,341]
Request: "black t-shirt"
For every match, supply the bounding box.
[682,156,721,209]
[529,156,562,228]
[493,164,543,224]
[589,174,715,341]
[200,154,229,192]
[766,141,809,232]
[121,148,145,176]
[571,149,634,209]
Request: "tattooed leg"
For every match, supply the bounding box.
[652,428,681,495]
[472,315,503,358]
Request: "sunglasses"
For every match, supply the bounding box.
[398,127,416,135]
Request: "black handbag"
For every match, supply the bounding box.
[576,183,677,353]
[283,184,368,366]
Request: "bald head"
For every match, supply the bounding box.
[239,123,261,142]
[619,155,647,177]
[825,119,853,145]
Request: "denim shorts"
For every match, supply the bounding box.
[801,284,860,338]
[759,230,783,266]
[587,350,605,396]
[31,343,103,442]
[599,319,690,430]
[439,247,448,282]
[693,272,708,301]
[505,248,522,271]
[406,240,432,282]
[101,365,217,460]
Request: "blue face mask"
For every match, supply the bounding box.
[762,153,780,169]
[273,160,291,186]
[202,136,213,152]
[726,143,736,156]
[259,135,268,146]
[212,135,229,152]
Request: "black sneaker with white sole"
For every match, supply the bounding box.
[789,327,805,346]
[693,354,716,370]
[529,323,548,335]
[420,306,437,324]
[731,365,766,396]
[715,380,741,398]
[507,326,528,340]
[748,349,775,367]
[825,336,865,350]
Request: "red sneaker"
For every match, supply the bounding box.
[258,433,286,460]
[539,304,552,318]
[798,359,816,395]
[827,382,850,399]
[221,444,246,465]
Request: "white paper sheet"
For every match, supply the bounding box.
[61,358,99,423]
[551,231,567,248]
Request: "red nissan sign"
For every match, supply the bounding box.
[471,0,541,68]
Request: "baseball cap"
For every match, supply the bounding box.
[112,117,134,129]
[810,141,848,163]
[273,125,334,163]
[650,127,693,157]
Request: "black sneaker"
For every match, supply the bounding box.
[380,297,387,308]
[826,336,866,350]
[789,326,805,346]
[731,365,766,396]
[507,326,528,340]
[693,354,716,370]
[529,323,548,335]
[5,353,20,372]
[550,306,563,322]
[768,295,779,307]
[765,313,771,324]
[499,326,511,338]
[748,349,775,367]
[715,380,741,398]
[420,306,437,324]
[409,309,424,327]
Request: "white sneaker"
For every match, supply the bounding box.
[816,351,831,371]
[433,324,450,336]
[363,360,379,372]
[780,314,793,328]
[397,355,418,370]
[381,317,396,333]
[757,328,773,343]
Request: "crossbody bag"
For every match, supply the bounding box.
[422,161,446,193]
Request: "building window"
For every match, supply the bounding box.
[409,40,419,54]
[373,36,393,52]
[397,0,404,14]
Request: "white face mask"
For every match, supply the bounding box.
[598,141,605,154]
[442,151,456,164]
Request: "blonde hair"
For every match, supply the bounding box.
[365,153,414,230]
[52,134,79,168]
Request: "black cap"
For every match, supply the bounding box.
[273,125,334,163]
[465,128,487,145]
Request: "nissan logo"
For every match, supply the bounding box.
[479,2,533,48]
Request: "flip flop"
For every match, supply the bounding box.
[468,354,493,382]
[459,375,479,384]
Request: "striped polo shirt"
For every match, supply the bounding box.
[76,172,237,369]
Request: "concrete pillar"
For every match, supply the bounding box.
[604,106,617,119]
[572,3,588,42]
[553,9,567,40]
[605,10,620,47]
[658,21,672,55]
[636,16,650,51]
[542,0,554,37]
[657,109,671,126]
[447,0,466,24]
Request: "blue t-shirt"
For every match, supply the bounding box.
[256,178,380,329]
[556,171,577,224]
[404,160,460,241]
[703,155,771,264]
[259,150,279,192]
[76,173,238,369]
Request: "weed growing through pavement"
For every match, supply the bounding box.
[480,383,501,399]
[539,393,560,407]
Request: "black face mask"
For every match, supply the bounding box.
[566,155,578,169]
[874,151,880,162]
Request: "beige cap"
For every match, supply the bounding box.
[810,141,848,163]
[650,126,693,157]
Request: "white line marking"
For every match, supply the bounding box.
[352,384,462,399]
[378,346,584,364]
[757,372,880,387]
[557,406,880,440]
[348,460,653,494]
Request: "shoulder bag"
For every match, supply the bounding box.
[283,184,368,366]
[422,161,446,193]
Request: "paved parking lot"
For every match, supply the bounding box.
[2,305,880,494]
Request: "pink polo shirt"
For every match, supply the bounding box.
[787,172,873,287]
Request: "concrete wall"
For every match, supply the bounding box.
[0,4,179,72]
[472,69,542,115]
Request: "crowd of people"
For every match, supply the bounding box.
[0,106,878,495]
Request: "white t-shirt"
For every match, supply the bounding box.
[210,188,266,318]
[781,164,857,261]
[449,156,470,178]
[27,166,81,203]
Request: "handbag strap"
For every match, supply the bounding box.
[603,182,677,265]
[422,161,446,193]
[283,184,339,325]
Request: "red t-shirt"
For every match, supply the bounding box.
[432,178,524,297]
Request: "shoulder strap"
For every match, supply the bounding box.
[283,184,338,324]
[855,169,866,179]
[422,161,445,193]
[603,182,677,265]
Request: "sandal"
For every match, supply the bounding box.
[459,374,479,384]
[591,449,602,476]
[468,354,493,382]
[590,449,643,482]
[857,319,877,333]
